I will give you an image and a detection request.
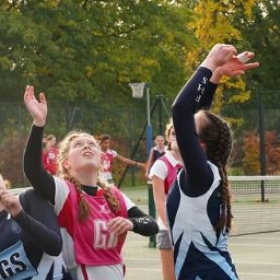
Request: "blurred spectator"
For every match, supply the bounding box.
[145,135,166,180]
[42,134,59,175]
[99,134,145,185]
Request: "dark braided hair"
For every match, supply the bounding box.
[197,110,233,233]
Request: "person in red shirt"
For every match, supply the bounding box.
[23,85,159,280]
[99,134,145,184]
[42,134,59,175]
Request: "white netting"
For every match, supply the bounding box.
[129,83,146,99]
[228,175,280,235]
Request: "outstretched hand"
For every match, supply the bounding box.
[24,85,47,127]
[211,51,259,83]
[218,51,259,76]
[200,44,259,81]
[200,44,238,71]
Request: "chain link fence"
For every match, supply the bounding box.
[0,98,171,188]
[1,97,280,188]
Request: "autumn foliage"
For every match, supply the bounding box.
[242,130,280,175]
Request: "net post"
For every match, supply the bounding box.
[148,181,156,248]
[129,82,156,248]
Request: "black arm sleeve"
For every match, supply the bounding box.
[172,67,215,196]
[15,189,62,256]
[199,81,217,110]
[128,206,159,236]
[23,125,56,204]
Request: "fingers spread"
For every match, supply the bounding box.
[244,62,260,71]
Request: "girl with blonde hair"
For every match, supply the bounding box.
[23,85,158,280]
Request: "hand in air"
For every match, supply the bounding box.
[24,85,47,127]
[202,44,259,79]
[202,44,238,69]
[218,51,260,77]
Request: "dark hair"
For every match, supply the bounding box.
[100,134,111,144]
[198,110,233,233]
[45,134,56,142]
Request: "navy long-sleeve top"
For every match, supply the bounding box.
[0,188,70,279]
[166,67,238,280]
[172,67,217,196]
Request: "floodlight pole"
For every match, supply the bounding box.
[129,83,156,248]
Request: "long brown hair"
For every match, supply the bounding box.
[57,131,120,222]
[197,110,233,232]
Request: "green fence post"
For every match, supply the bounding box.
[147,181,156,248]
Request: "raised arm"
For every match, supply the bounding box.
[201,51,259,110]
[23,85,56,204]
[172,67,214,188]
[172,44,259,190]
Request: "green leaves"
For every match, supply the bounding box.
[0,0,191,102]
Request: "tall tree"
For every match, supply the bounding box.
[0,0,195,186]
[0,0,193,105]
[185,0,258,116]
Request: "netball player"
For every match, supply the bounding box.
[99,134,145,185]
[0,175,71,279]
[23,85,159,280]
[167,44,259,279]
[145,134,166,179]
